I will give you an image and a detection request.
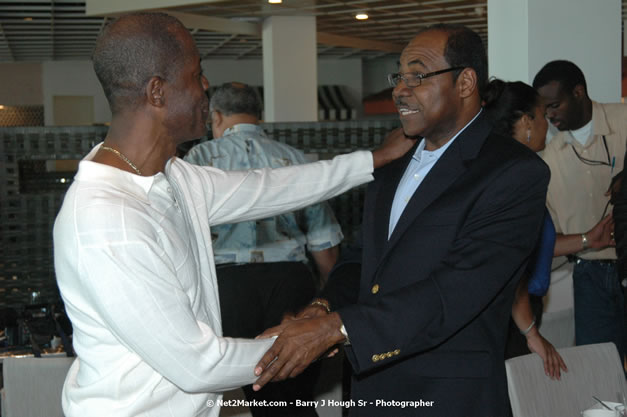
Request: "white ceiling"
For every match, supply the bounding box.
[0,0,625,62]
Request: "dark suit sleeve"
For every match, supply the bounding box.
[338,156,549,374]
[319,243,362,308]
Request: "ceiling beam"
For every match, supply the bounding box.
[165,11,260,36]
[85,4,261,37]
[236,45,260,59]
[202,33,236,57]
[317,32,403,53]
[85,0,223,16]
[84,1,404,54]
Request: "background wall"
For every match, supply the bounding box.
[489,0,622,103]
[317,58,363,117]
[0,58,373,125]
[203,58,364,118]
[42,61,111,125]
[202,59,264,86]
[0,62,42,105]
[362,56,397,98]
[528,0,621,103]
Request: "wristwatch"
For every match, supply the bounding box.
[340,324,351,346]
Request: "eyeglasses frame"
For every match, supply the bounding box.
[388,66,465,88]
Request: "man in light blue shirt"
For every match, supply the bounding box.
[184,82,342,417]
[388,110,481,236]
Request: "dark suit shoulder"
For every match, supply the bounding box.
[476,132,549,178]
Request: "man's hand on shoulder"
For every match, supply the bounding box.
[372,128,418,169]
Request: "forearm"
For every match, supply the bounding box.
[511,278,535,331]
[311,246,339,287]
[174,152,374,226]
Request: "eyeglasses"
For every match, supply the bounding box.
[387,67,465,88]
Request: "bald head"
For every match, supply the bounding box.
[92,12,191,114]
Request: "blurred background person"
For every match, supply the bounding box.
[533,61,626,365]
[484,78,613,378]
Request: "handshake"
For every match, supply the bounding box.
[252,299,347,391]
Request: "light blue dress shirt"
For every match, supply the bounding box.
[389,110,482,237]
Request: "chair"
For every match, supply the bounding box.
[506,342,626,417]
[1,356,75,417]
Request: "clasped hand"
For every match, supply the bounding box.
[252,306,345,391]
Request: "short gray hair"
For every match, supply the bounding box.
[209,82,261,118]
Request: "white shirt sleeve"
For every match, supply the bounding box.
[171,150,374,226]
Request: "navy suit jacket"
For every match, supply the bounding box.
[337,113,550,417]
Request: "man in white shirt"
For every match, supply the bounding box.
[53,12,414,417]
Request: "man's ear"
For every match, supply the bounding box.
[146,76,165,107]
[457,67,478,99]
[211,110,224,138]
[572,84,586,101]
[211,110,222,127]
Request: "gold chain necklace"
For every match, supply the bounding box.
[101,145,142,175]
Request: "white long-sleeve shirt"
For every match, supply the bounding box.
[53,143,373,417]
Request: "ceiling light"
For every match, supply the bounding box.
[24,17,33,21]
[474,6,485,16]
[355,13,368,20]
[268,0,282,4]
[0,105,4,110]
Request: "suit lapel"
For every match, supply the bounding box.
[372,142,419,256]
[382,113,493,260]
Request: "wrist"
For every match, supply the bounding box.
[310,298,331,314]
[524,325,540,339]
[371,149,387,169]
[520,316,536,336]
[581,233,589,251]
[325,312,347,345]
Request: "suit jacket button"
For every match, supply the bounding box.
[371,284,379,294]
[372,354,379,362]
[394,349,400,355]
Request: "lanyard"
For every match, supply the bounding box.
[570,135,613,169]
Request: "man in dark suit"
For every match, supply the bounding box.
[253,24,550,417]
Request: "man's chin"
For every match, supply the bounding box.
[399,123,423,140]
[551,121,566,131]
[403,131,423,140]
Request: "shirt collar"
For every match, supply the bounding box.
[76,143,161,204]
[590,100,610,136]
[223,123,264,137]
[556,100,608,149]
[412,108,483,162]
